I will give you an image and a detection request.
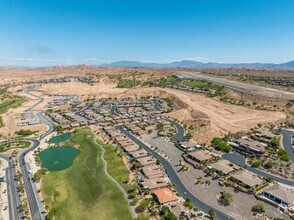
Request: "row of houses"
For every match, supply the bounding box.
[228,128,278,157]
[209,159,294,210]
[101,125,180,206]
[47,95,79,109]
[24,76,95,85]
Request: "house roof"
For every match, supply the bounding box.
[153,188,178,204]
[230,169,263,187]
[263,184,294,204]
[187,150,214,162]
[210,159,240,175]
[123,145,139,152]
[130,150,148,158]
[180,140,198,148]
[142,178,168,190]
[142,164,164,178]
[137,156,157,166]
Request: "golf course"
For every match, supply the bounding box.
[41,128,132,220]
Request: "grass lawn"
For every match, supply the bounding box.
[0,97,25,115]
[96,140,135,192]
[0,87,7,95]
[42,128,132,220]
[0,141,31,152]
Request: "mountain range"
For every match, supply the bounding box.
[100,60,294,69]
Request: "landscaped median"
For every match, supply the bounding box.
[41,128,133,220]
[0,140,31,152]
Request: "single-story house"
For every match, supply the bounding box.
[124,145,139,153]
[153,188,178,205]
[142,164,164,179]
[229,169,263,189]
[137,156,157,166]
[141,177,168,190]
[228,137,266,156]
[187,150,217,164]
[260,184,294,209]
[130,150,148,159]
[209,159,241,175]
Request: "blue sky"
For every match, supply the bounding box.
[0,0,293,66]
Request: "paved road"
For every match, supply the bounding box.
[0,89,54,220]
[178,72,294,100]
[281,129,294,163]
[110,105,119,116]
[169,120,187,142]
[116,126,234,220]
[24,90,44,112]
[18,113,54,220]
[19,140,44,220]
[0,154,24,220]
[222,153,294,186]
[22,112,55,220]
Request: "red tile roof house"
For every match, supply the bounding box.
[153,188,179,205]
[136,129,146,136]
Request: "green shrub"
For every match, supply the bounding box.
[211,137,232,153]
[251,203,265,213]
[251,160,262,168]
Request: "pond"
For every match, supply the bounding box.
[39,147,80,171]
[50,133,71,144]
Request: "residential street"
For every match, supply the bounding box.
[281,129,294,163]
[116,125,234,220]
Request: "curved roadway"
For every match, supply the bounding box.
[0,88,55,220]
[281,129,294,163]
[222,153,294,186]
[116,125,233,220]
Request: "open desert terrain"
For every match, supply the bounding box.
[35,79,286,143]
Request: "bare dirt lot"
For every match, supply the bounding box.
[0,91,48,138]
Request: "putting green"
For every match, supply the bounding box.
[39,147,79,171]
[50,133,71,144]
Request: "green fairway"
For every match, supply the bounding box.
[42,128,132,220]
[0,97,25,115]
[96,140,135,192]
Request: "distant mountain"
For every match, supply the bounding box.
[100,60,294,69]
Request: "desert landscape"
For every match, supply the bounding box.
[22,78,286,143]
